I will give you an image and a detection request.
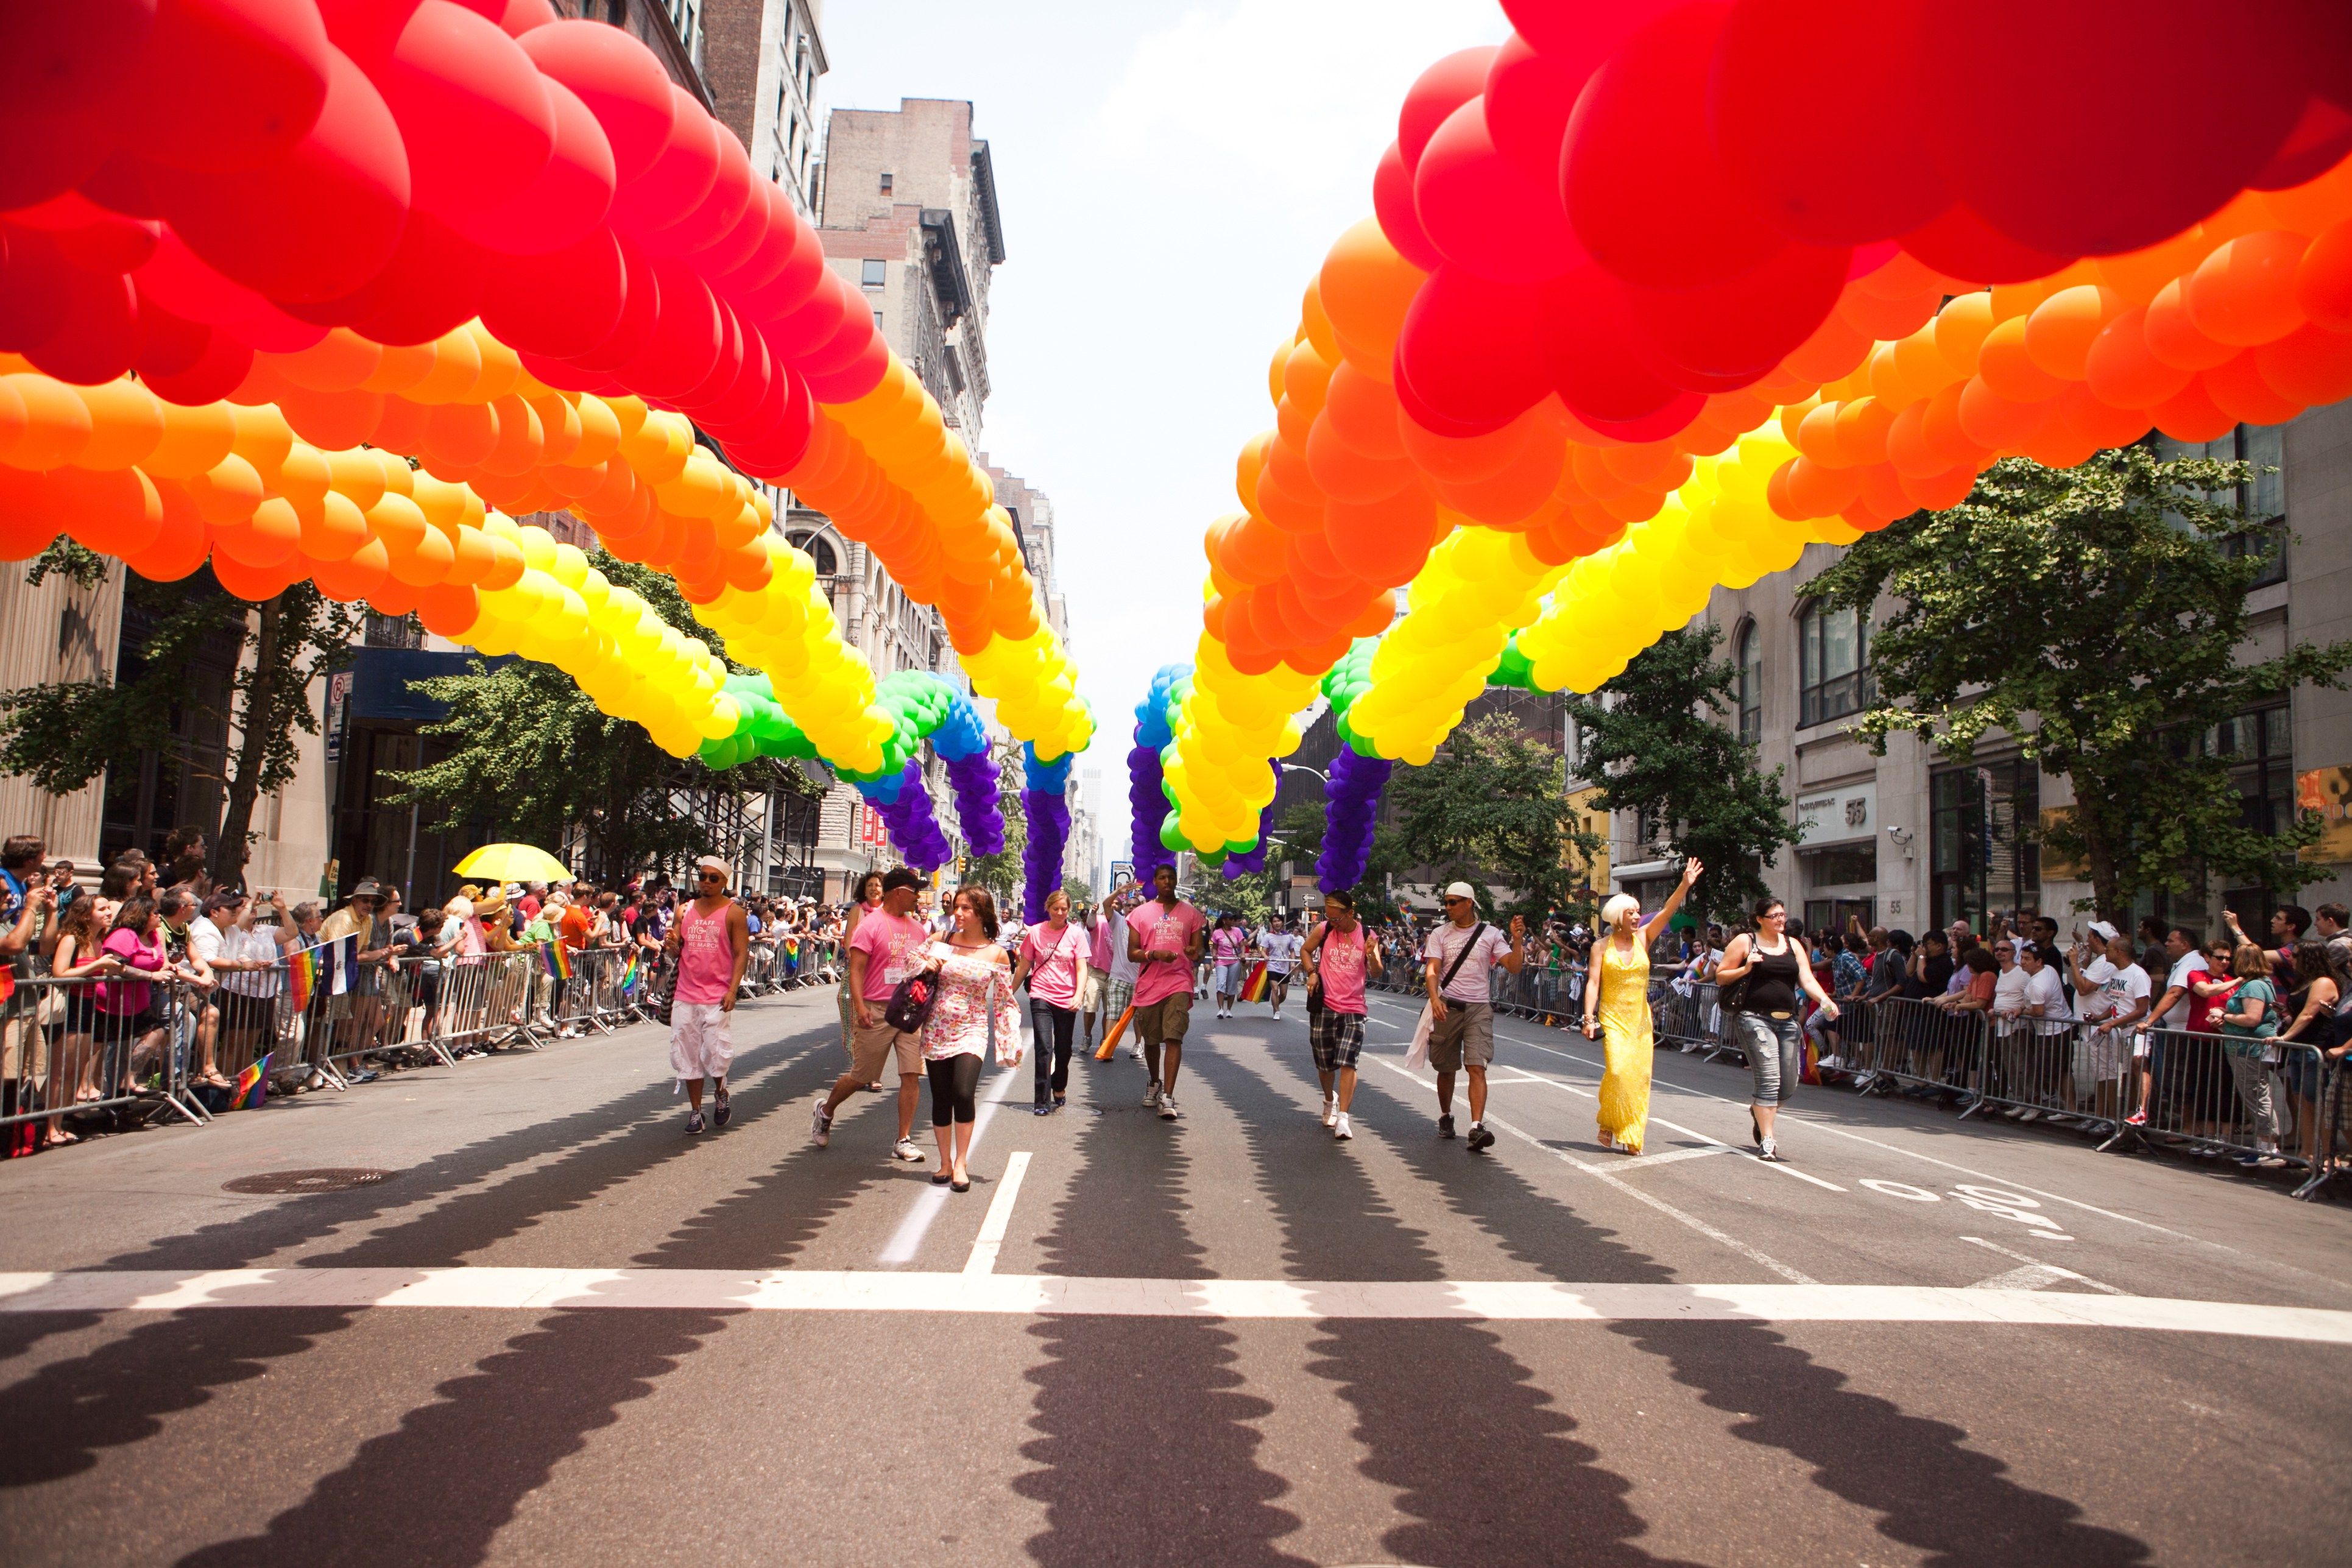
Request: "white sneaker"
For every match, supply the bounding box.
[1271,1009,1281,1020]
[1334,1112,1353,1140]
[1144,1082,1162,1111]
[891,1137,924,1163]
[810,1103,832,1148]
[1158,1095,1180,1121]
[1322,1093,1337,1127]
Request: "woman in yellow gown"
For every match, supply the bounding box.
[1583,859,1703,1154]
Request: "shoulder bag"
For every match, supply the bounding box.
[1408,923,1488,1070]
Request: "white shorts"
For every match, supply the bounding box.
[671,1002,734,1082]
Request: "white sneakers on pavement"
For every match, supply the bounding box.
[1334,1113,1353,1141]
[1321,1093,1337,1128]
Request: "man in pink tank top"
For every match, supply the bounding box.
[666,856,750,1135]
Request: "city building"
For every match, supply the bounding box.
[700,0,827,217]
[1610,410,2352,936]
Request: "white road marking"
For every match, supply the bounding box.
[878,1056,1025,1265]
[1969,1264,2079,1292]
[1,1268,2343,1341]
[1362,995,2225,1249]
[964,1151,1031,1276]
[1499,1066,1849,1192]
[1368,1056,1819,1286]
[1959,1235,2122,1294]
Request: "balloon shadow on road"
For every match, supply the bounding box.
[1012,1047,1309,1567]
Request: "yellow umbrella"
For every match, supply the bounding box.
[453,843,574,885]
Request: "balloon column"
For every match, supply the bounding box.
[1126,665,1187,886]
[0,0,1088,762]
[1021,744,1073,922]
[1162,2,2352,863]
[1313,641,1393,897]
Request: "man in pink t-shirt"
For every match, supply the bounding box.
[813,866,931,1162]
[1304,888,1383,1141]
[1125,863,1205,1121]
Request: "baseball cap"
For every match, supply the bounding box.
[881,866,924,894]
[2086,919,2119,942]
[1442,881,1477,902]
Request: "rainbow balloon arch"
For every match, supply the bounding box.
[4,2,2352,883]
[0,0,1092,875]
[1129,0,2352,883]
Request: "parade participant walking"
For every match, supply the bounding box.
[1079,900,1115,1051]
[1103,880,1143,1061]
[665,857,749,1135]
[839,870,884,1086]
[1261,917,1303,1021]
[1583,860,1703,1155]
[1713,894,1837,1162]
[1014,889,1090,1114]
[1209,913,1249,1019]
[815,866,931,1159]
[1127,863,1205,1120]
[1422,883,1527,1151]
[1303,891,1382,1140]
[919,888,1021,1190]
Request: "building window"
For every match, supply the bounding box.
[1930,758,2039,933]
[1735,620,1761,744]
[787,530,838,576]
[861,258,886,289]
[872,309,884,330]
[1798,602,1868,728]
[2217,704,2294,922]
[2158,423,2287,587]
[879,171,893,193]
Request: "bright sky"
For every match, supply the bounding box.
[818,0,1512,793]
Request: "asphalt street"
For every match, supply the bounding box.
[2,981,2348,1567]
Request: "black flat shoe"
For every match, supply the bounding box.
[930,1171,952,1185]
[950,1178,971,1193]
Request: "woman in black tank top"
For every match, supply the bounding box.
[1714,897,1840,1162]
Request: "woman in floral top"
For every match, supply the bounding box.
[920,886,1020,1192]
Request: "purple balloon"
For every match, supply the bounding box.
[1316,749,1391,895]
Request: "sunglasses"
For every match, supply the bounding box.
[697,872,726,883]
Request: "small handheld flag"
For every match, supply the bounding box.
[287,947,320,1011]
[619,952,642,993]
[232,1052,271,1111]
[1241,961,1271,1003]
[0,969,13,1006]
[542,942,573,981]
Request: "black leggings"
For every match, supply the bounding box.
[927,1051,982,1126]
[1030,1000,1075,1101]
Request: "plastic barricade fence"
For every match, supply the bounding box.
[1,968,204,1147]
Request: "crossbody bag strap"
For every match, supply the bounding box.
[1439,922,1488,992]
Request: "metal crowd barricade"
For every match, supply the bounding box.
[1651,979,1729,1058]
[1837,995,1988,1100]
[1,969,204,1145]
[2102,1026,2324,1178]
[2295,1057,2349,1201]
[1961,1013,2122,1132]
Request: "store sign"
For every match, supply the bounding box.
[1795,780,1875,846]
[2298,766,2352,863]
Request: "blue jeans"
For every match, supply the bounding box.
[1738,1012,1804,1105]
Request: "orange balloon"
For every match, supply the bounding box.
[144,398,238,479]
[277,327,383,392]
[1,373,93,468]
[2202,350,2303,425]
[297,490,370,561]
[210,549,303,603]
[59,467,161,556]
[1321,361,1409,459]
[213,495,302,567]
[2187,231,2309,347]
[72,379,164,470]
[2082,307,2193,408]
[424,400,500,468]
[415,582,479,638]
[184,453,266,525]
[1325,485,1436,589]
[1975,316,2066,402]
[1930,291,1997,378]
[2147,376,2237,443]
[1831,397,1895,467]
[2022,285,2121,380]
[1304,412,1416,503]
[313,537,391,602]
[2142,278,2237,371]
[227,403,294,479]
[2255,322,2352,406]
[125,482,211,582]
[2297,217,2352,332]
[1220,514,1291,587]
[478,394,545,478]
[1316,218,1423,376]
[277,384,384,451]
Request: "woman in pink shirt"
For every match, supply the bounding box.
[1015,889,1091,1114]
[97,896,170,1089]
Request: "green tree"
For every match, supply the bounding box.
[1058,874,1095,913]
[1802,447,2352,919]
[388,551,813,883]
[1385,712,1600,920]
[0,549,365,888]
[1568,624,1800,924]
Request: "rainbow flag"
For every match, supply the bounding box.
[542,942,573,981]
[287,947,320,1011]
[1241,961,1270,1003]
[232,1052,271,1111]
[618,951,642,993]
[0,969,13,1005]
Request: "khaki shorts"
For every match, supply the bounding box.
[850,1017,922,1080]
[1134,991,1192,1048]
[1430,1001,1494,1072]
[1078,971,1105,1012]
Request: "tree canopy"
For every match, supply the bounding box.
[1802,447,2352,918]
[1567,624,1800,924]
[1385,712,1599,921]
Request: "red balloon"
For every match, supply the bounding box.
[23,263,141,386]
[128,0,331,175]
[1708,0,1951,247]
[620,253,722,397]
[1393,265,1552,435]
[568,233,662,372]
[517,19,675,185]
[1537,266,1687,424]
[765,266,852,361]
[609,86,720,238]
[376,0,556,245]
[1500,0,1677,72]
[1623,239,1851,383]
[1398,48,1496,169]
[8,192,161,274]
[1899,202,2074,285]
[1573,391,1704,445]
[462,77,613,256]
[740,209,826,320]
[160,45,411,303]
[1414,98,1583,283]
[716,183,805,297]
[1483,32,1584,185]
[646,116,754,259]
[132,292,213,377]
[1917,0,2303,257]
[804,333,891,404]
[2252,95,2352,191]
[0,227,72,351]
[0,0,154,209]
[143,326,254,404]
[1372,141,1443,273]
[286,208,487,345]
[1560,2,1790,289]
[481,225,626,356]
